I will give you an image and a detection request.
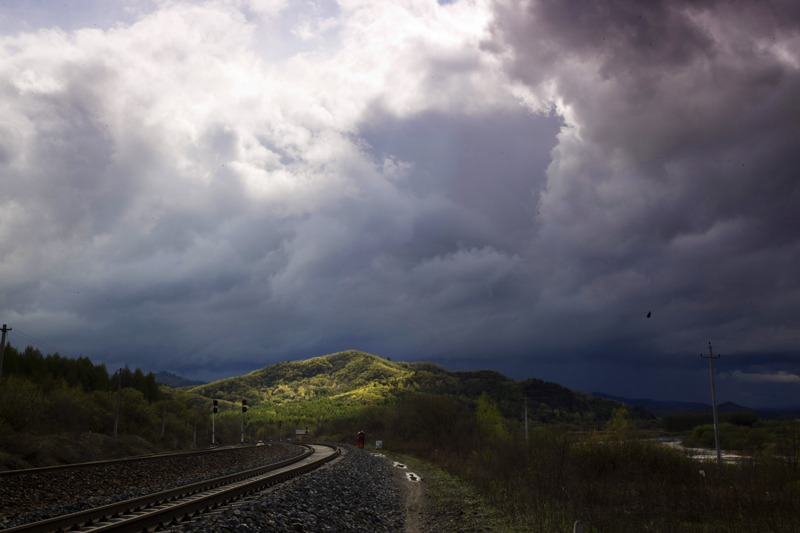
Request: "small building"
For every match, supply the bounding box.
[296,428,311,442]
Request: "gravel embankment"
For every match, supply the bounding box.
[166,444,402,533]
[0,444,303,530]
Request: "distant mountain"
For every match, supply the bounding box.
[186,350,654,423]
[591,392,800,419]
[591,393,710,414]
[154,371,207,388]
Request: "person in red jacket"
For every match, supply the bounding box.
[357,430,365,449]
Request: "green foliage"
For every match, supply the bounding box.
[185,350,652,440]
[361,395,800,532]
[0,346,209,459]
[476,393,509,443]
[111,365,161,403]
[2,343,161,404]
[606,404,632,441]
[683,420,787,452]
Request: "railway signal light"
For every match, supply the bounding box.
[241,400,248,445]
[212,400,218,445]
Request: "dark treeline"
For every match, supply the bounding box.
[662,410,758,432]
[110,365,161,404]
[0,345,206,469]
[1,343,160,403]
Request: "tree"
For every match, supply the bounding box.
[477,393,509,443]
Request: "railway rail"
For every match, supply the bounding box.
[0,444,254,478]
[1,444,339,533]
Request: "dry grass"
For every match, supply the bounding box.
[385,404,800,532]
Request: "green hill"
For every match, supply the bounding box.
[186,350,653,429]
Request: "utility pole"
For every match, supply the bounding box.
[161,393,168,438]
[701,342,722,470]
[194,408,198,445]
[524,396,529,443]
[0,324,11,386]
[114,368,122,439]
[241,399,248,445]
[212,400,218,445]
[205,408,210,442]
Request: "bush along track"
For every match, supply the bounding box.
[164,444,402,533]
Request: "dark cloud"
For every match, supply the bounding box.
[1,0,798,408]
[476,0,800,404]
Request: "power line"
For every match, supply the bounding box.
[710,339,800,343]
[7,329,78,358]
[717,351,800,357]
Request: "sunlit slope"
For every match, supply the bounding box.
[186,350,651,422]
[187,350,414,403]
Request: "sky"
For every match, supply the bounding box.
[1,0,799,408]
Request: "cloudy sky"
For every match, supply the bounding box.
[1,0,799,407]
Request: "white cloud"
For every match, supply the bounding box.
[730,371,800,384]
[11,69,64,94]
[0,0,534,367]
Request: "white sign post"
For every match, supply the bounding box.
[376,440,382,449]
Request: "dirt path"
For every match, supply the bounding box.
[374,453,427,533]
[379,451,511,533]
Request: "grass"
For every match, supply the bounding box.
[375,402,800,533]
[0,432,163,470]
[389,451,532,533]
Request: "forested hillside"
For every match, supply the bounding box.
[0,344,161,401]
[189,350,653,442]
[0,346,654,469]
[0,344,203,469]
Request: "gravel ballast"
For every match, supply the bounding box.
[167,444,402,533]
[0,444,303,530]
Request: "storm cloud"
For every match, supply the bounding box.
[0,0,798,406]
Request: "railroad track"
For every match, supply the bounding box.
[0,444,253,478]
[2,444,339,533]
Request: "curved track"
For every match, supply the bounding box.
[2,444,339,533]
